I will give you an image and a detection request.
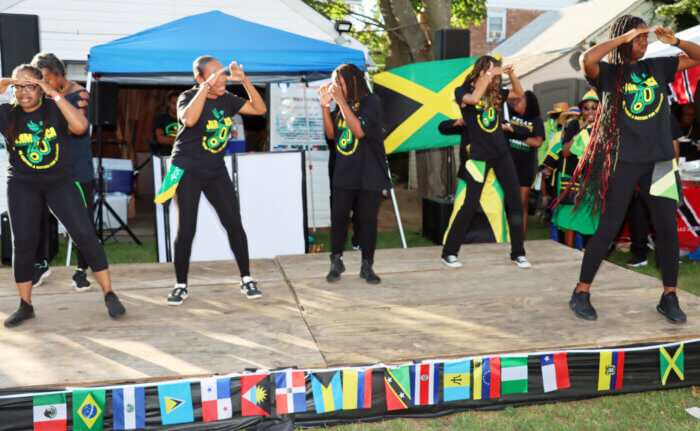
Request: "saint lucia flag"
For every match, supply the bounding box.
[342,368,372,410]
[157,381,194,425]
[443,360,471,402]
[200,377,232,422]
[598,351,625,391]
[411,363,439,406]
[112,387,146,430]
[154,164,184,204]
[310,371,343,414]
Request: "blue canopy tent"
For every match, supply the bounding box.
[88,10,366,84]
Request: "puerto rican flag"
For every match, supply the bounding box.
[275,370,307,414]
[200,377,232,422]
[411,363,439,406]
[540,353,571,393]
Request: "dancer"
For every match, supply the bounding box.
[154,56,266,305]
[503,90,544,237]
[568,16,700,322]
[319,63,391,284]
[441,56,531,269]
[30,52,96,291]
[0,65,126,327]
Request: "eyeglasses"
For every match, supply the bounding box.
[582,105,598,111]
[12,84,39,93]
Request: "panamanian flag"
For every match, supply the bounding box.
[411,363,439,406]
[112,387,146,430]
[274,370,307,414]
[200,377,232,422]
[540,353,571,393]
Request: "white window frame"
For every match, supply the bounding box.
[486,8,507,43]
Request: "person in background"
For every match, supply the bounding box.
[30,52,96,291]
[537,102,570,217]
[0,66,126,327]
[677,103,699,161]
[503,90,544,237]
[153,92,179,155]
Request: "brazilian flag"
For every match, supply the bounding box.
[374,57,478,154]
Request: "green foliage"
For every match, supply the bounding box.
[651,0,700,31]
[655,0,700,16]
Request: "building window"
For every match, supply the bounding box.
[487,9,506,43]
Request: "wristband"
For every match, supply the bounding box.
[53,94,62,103]
[321,103,331,109]
[673,37,681,47]
[485,70,493,76]
[203,81,212,92]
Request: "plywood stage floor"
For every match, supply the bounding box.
[0,240,698,390]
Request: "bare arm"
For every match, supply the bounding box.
[653,27,700,72]
[503,64,524,98]
[155,129,175,145]
[330,82,365,139]
[579,27,651,80]
[27,77,87,135]
[318,83,334,140]
[231,63,266,116]
[525,136,543,149]
[180,67,227,127]
[460,71,494,106]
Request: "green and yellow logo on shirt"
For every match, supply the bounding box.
[14,120,60,169]
[336,117,359,156]
[622,72,664,121]
[202,108,232,153]
[475,98,498,133]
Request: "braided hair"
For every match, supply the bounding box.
[556,15,646,213]
[8,65,49,149]
[334,63,371,113]
[463,55,503,112]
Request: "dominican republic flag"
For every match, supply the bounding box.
[473,357,500,400]
[274,370,307,414]
[540,353,571,393]
[200,377,232,422]
[411,363,439,406]
[112,387,146,430]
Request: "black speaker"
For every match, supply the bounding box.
[0,13,40,77]
[1,211,11,265]
[90,81,118,126]
[422,196,454,245]
[434,29,470,61]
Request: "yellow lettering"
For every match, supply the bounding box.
[224,117,232,126]
[206,120,218,130]
[644,76,659,87]
[44,128,57,139]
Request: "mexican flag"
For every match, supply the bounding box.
[33,393,67,431]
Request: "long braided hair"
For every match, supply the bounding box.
[463,55,503,112]
[334,63,371,114]
[8,65,49,148]
[555,15,645,213]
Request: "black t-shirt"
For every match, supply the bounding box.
[154,113,179,140]
[170,88,246,177]
[455,85,509,161]
[562,120,581,145]
[0,99,76,183]
[505,114,544,168]
[587,57,679,162]
[332,94,391,191]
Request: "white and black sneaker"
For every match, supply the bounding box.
[512,256,532,268]
[241,276,262,299]
[32,260,51,287]
[441,255,463,268]
[626,255,648,267]
[167,284,188,306]
[72,269,92,291]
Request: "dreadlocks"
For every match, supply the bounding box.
[8,64,48,149]
[463,55,503,112]
[556,15,646,214]
[335,63,371,113]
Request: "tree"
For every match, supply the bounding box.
[652,0,699,31]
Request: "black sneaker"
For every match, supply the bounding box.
[72,269,92,291]
[104,291,126,319]
[241,276,262,299]
[4,299,35,327]
[326,254,345,282]
[167,285,188,306]
[569,287,597,320]
[359,259,381,284]
[32,260,51,287]
[626,255,648,267]
[657,291,686,323]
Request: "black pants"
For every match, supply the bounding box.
[580,161,678,286]
[8,178,108,283]
[173,171,250,284]
[442,154,525,259]
[330,188,381,260]
[628,192,651,259]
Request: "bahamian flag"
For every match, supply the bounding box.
[660,344,684,386]
[443,359,471,402]
[154,164,184,204]
[72,390,105,431]
[374,57,479,154]
[310,371,343,414]
[157,381,194,425]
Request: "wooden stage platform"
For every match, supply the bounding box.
[0,240,698,391]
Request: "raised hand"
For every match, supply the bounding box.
[227,61,246,82]
[205,66,228,86]
[652,26,677,45]
[23,76,56,97]
[329,82,345,103]
[491,66,503,76]
[502,64,515,75]
[0,78,16,93]
[317,83,333,105]
[622,26,651,44]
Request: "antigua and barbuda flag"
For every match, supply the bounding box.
[200,377,232,422]
[598,351,625,391]
[411,363,439,406]
[72,389,105,431]
[473,357,500,400]
[112,386,146,430]
[33,393,67,431]
[274,370,307,414]
[342,368,372,410]
[157,381,194,425]
[241,373,271,416]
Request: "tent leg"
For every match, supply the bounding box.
[388,167,407,249]
[66,237,73,267]
[302,83,316,232]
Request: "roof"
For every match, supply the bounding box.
[490,0,642,57]
[0,0,371,64]
[500,50,577,85]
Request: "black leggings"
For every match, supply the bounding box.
[173,171,249,284]
[580,161,678,286]
[8,178,108,283]
[442,154,525,259]
[330,188,381,260]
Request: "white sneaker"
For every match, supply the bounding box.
[512,256,532,268]
[441,255,463,268]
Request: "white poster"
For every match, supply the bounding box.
[269,79,330,151]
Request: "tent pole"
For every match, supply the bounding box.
[302,80,317,232]
[388,166,407,249]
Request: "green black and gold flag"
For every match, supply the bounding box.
[660,344,684,385]
[374,57,479,154]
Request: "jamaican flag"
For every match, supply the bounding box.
[374,57,479,154]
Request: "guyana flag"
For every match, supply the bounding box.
[374,57,479,154]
